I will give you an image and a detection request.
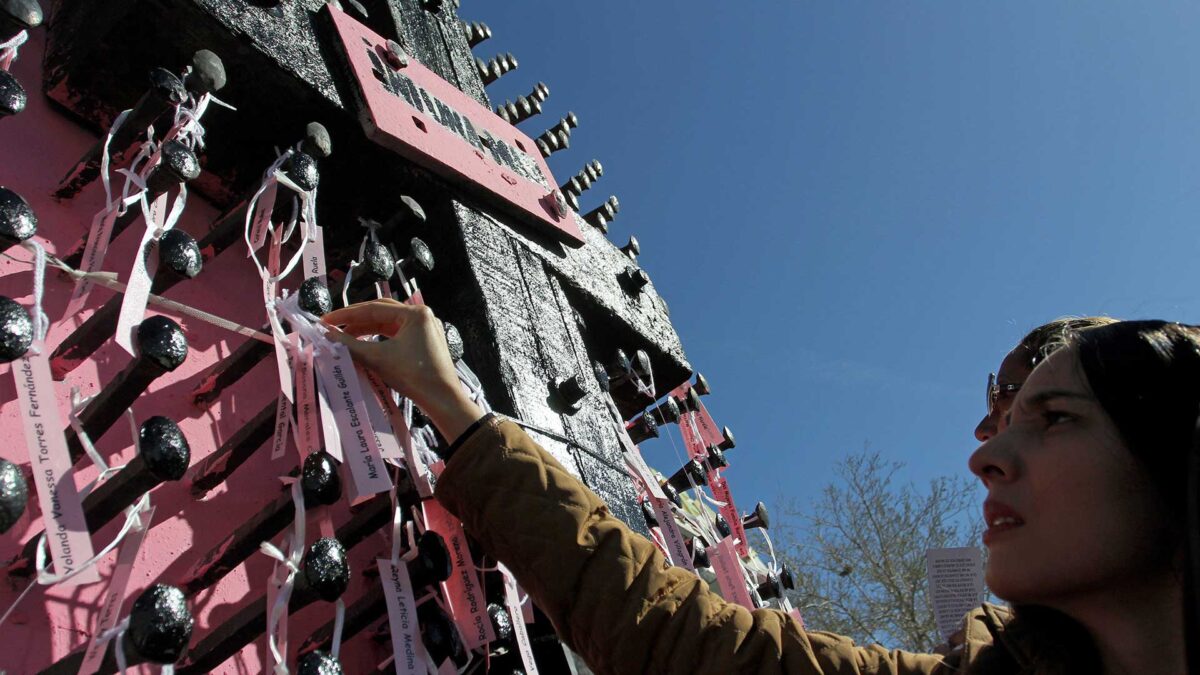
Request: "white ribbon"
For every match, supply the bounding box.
[331,599,346,661]
[67,387,109,482]
[25,240,48,348]
[34,487,151,586]
[260,479,306,675]
[96,616,132,673]
[0,29,28,70]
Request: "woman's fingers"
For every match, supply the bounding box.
[323,300,423,336]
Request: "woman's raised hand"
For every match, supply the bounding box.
[322,299,483,443]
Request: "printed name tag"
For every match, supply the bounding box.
[423,500,495,650]
[378,558,427,675]
[706,537,753,609]
[13,344,99,584]
[314,343,392,497]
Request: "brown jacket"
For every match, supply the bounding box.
[437,417,1025,675]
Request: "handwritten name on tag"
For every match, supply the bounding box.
[378,558,427,675]
[115,193,167,356]
[314,344,392,497]
[707,537,753,609]
[14,345,99,585]
[78,506,155,675]
[269,394,293,461]
[616,427,667,501]
[248,181,277,253]
[498,563,539,674]
[647,497,694,572]
[65,208,121,317]
[926,547,984,640]
[359,368,404,465]
[423,500,495,650]
[293,341,320,459]
[709,474,750,556]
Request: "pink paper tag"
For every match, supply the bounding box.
[269,394,293,461]
[688,400,724,448]
[709,473,750,556]
[679,411,709,461]
[293,341,320,459]
[249,181,278,253]
[788,608,805,629]
[303,224,328,283]
[114,192,167,356]
[314,344,392,497]
[621,442,667,501]
[423,500,495,650]
[358,367,403,465]
[78,506,155,675]
[377,558,428,675]
[647,497,694,572]
[64,208,120,317]
[706,537,754,610]
[13,344,99,584]
[498,563,540,675]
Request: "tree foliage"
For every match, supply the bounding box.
[775,449,983,652]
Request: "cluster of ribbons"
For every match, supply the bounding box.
[613,362,800,619]
[0,62,233,673]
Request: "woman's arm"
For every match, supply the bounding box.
[323,301,957,675]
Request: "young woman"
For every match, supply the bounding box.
[324,300,1196,674]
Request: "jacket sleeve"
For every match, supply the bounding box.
[436,416,956,675]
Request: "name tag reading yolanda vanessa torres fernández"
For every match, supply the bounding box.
[13,342,99,584]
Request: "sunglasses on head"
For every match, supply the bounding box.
[986,372,1022,416]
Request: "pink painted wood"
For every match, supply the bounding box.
[0,33,392,674]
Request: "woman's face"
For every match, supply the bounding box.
[973,346,1033,442]
[967,347,1172,605]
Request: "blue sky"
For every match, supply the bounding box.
[469,2,1200,525]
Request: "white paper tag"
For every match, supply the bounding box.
[303,224,327,283]
[249,181,278,253]
[78,506,155,675]
[317,369,344,463]
[114,192,167,356]
[498,563,540,675]
[378,558,428,675]
[65,208,121,317]
[648,497,694,572]
[358,367,403,465]
[925,547,984,640]
[13,344,99,584]
[269,394,293,461]
[313,344,392,497]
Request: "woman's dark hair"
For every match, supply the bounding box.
[1000,321,1200,674]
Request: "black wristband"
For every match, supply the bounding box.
[441,412,496,462]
